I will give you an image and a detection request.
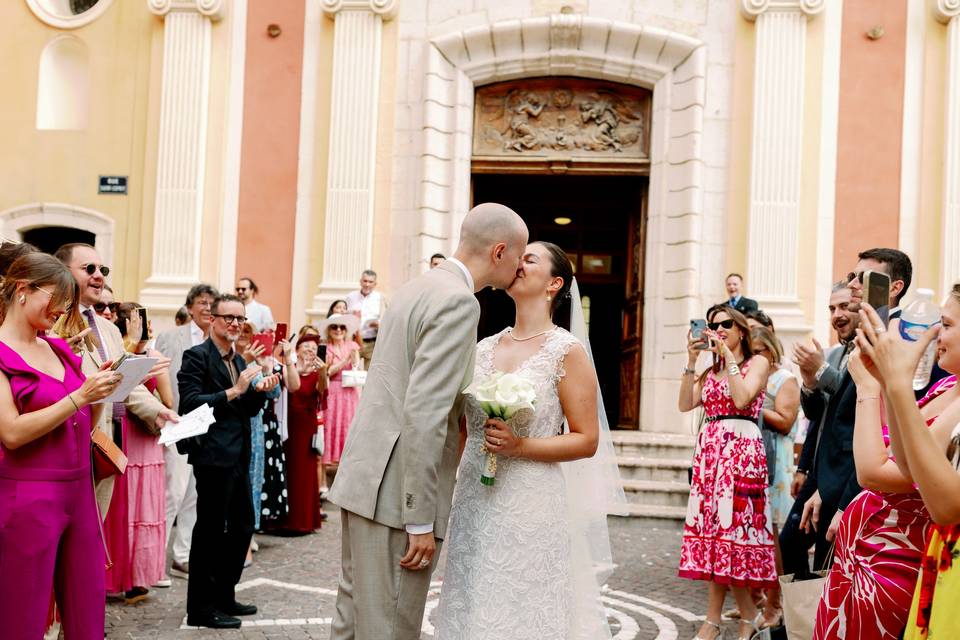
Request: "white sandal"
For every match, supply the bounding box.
[738,611,771,640]
[693,619,725,640]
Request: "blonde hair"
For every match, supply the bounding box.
[750,325,783,364]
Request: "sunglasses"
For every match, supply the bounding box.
[213,314,247,325]
[80,263,110,277]
[93,302,119,313]
[845,271,864,285]
[707,319,735,331]
[235,287,248,293]
[330,324,347,331]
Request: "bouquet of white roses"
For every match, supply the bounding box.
[464,371,537,486]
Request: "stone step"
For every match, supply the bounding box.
[612,431,696,459]
[616,455,691,484]
[612,503,687,529]
[622,479,691,508]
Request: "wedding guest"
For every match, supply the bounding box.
[346,270,384,369]
[0,253,119,639]
[320,314,361,492]
[429,253,445,268]
[678,304,774,640]
[849,291,960,640]
[327,299,348,318]
[96,285,116,322]
[155,283,218,582]
[0,240,37,278]
[175,305,190,327]
[273,334,327,533]
[725,273,759,314]
[177,294,279,628]
[745,309,774,332]
[297,324,320,343]
[236,277,275,332]
[105,303,176,601]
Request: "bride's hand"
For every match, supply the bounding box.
[484,418,523,458]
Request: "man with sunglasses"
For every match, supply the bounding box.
[55,243,179,518]
[176,294,280,629]
[235,277,274,332]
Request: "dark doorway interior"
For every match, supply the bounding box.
[21,226,95,256]
[471,173,646,428]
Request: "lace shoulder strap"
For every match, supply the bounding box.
[543,328,582,385]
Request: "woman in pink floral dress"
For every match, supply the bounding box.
[678,304,776,640]
[813,340,957,640]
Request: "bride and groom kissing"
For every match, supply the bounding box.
[327,203,623,640]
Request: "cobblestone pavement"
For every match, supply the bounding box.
[106,507,725,640]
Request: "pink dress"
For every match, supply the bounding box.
[323,340,360,464]
[679,361,778,588]
[813,375,957,640]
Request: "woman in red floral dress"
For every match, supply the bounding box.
[678,304,776,640]
[812,342,956,640]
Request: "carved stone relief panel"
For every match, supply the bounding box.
[473,77,652,160]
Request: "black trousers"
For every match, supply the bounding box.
[187,462,254,615]
[778,476,835,578]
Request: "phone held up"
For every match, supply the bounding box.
[137,307,149,342]
[863,270,891,327]
[275,322,288,345]
[690,319,708,350]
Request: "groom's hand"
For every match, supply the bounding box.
[399,532,436,571]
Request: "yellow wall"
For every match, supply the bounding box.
[724,14,755,287]
[918,11,947,301]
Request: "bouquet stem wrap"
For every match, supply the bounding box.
[463,371,537,487]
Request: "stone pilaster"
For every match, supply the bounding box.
[140,0,224,309]
[937,0,960,298]
[741,0,822,335]
[310,0,398,316]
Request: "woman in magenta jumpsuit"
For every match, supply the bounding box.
[0,253,119,639]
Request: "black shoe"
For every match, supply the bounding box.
[186,610,242,629]
[219,601,258,616]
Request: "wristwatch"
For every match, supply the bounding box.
[682,366,696,376]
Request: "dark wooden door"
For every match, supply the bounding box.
[618,196,647,429]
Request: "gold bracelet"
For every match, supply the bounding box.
[67,392,80,412]
[856,396,880,404]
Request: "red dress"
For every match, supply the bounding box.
[813,375,957,640]
[279,371,322,533]
[679,361,777,588]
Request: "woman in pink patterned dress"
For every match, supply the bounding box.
[813,339,958,640]
[320,313,360,469]
[678,304,776,640]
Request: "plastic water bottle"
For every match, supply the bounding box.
[899,289,940,390]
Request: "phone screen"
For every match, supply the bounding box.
[864,270,891,326]
[137,308,149,342]
[275,323,288,345]
[318,344,328,362]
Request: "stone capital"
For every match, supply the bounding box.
[935,0,960,24]
[321,0,399,20]
[148,0,224,21]
[740,0,824,21]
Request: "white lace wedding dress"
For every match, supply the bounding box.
[434,327,609,640]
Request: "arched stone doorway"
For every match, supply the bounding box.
[0,202,115,267]
[413,15,708,434]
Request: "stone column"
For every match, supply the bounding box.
[311,0,398,315]
[740,0,822,335]
[141,0,223,309]
[937,1,960,298]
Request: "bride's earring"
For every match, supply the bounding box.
[547,295,552,303]
[18,294,25,305]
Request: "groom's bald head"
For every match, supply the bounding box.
[454,203,528,290]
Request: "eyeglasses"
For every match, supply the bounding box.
[80,263,110,277]
[213,314,246,325]
[93,302,119,313]
[235,287,247,293]
[845,271,864,285]
[30,284,55,297]
[708,319,735,331]
[330,325,347,331]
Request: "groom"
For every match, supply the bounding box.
[329,203,528,640]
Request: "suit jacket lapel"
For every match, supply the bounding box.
[204,339,235,390]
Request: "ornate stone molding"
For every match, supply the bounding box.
[320,0,398,20]
[147,0,224,20]
[935,0,960,24]
[740,0,824,20]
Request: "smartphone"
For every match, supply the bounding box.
[863,270,891,326]
[137,307,149,342]
[110,352,130,371]
[275,322,288,345]
[690,319,708,349]
[251,332,274,354]
[317,344,328,362]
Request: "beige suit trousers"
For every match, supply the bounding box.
[330,510,440,640]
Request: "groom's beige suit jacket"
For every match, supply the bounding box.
[329,261,480,539]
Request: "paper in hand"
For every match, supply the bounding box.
[157,404,216,447]
[95,356,159,404]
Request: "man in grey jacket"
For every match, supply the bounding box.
[329,203,528,640]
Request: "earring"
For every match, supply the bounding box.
[18,294,25,305]
[547,295,552,302]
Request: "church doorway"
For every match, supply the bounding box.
[22,225,95,255]
[472,173,646,429]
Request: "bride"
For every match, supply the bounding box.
[434,241,625,639]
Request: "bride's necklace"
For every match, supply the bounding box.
[509,326,555,342]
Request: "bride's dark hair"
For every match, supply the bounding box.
[533,241,574,328]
